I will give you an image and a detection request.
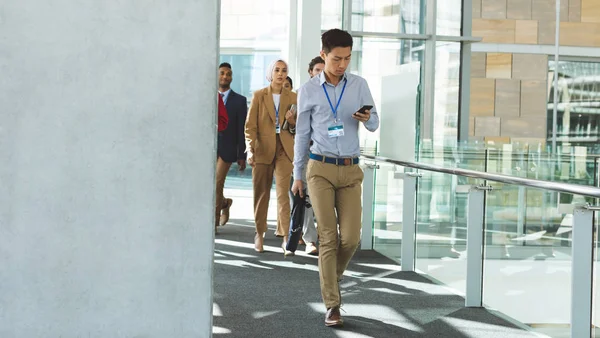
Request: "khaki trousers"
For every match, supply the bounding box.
[306,159,363,309]
[252,137,293,236]
[215,156,233,228]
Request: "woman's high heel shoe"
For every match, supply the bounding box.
[282,237,294,257]
[254,233,265,253]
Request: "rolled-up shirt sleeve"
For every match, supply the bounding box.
[361,79,379,132]
[293,86,311,181]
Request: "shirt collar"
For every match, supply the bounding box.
[219,88,231,98]
[319,71,348,86]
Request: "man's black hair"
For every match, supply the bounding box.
[321,29,353,54]
[219,62,232,69]
[286,76,293,89]
[308,56,325,72]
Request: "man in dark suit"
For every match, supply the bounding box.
[215,62,248,231]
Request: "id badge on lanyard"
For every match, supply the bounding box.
[323,79,347,138]
[275,104,281,134]
[328,120,344,138]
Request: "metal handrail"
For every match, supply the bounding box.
[361,154,600,198]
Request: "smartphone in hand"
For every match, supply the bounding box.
[354,105,373,118]
[357,105,373,114]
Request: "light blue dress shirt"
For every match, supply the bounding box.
[219,88,231,105]
[293,71,379,180]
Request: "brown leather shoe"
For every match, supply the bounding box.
[254,233,264,253]
[219,198,233,226]
[325,306,343,327]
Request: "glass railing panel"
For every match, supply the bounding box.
[417,140,487,171]
[593,157,600,338]
[482,185,586,337]
[414,169,484,295]
[372,163,405,263]
[366,150,600,336]
[416,140,600,185]
[595,207,600,338]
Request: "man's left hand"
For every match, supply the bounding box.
[237,159,246,171]
[352,109,371,123]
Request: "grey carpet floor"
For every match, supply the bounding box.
[213,220,546,338]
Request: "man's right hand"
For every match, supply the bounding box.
[291,179,304,198]
[247,152,255,167]
[237,159,246,171]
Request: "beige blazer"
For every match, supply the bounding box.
[245,86,297,164]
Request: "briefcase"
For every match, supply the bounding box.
[286,190,307,253]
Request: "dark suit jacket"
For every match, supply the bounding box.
[218,90,248,163]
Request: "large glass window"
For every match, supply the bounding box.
[436,0,462,36]
[351,0,423,34]
[433,42,461,146]
[220,0,289,49]
[548,60,600,154]
[220,0,290,100]
[353,37,424,153]
[322,0,344,30]
[330,0,464,150]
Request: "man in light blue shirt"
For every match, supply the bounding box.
[291,28,379,327]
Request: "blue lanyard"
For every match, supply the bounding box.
[322,79,347,120]
[274,103,279,119]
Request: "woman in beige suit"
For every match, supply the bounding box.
[245,59,297,255]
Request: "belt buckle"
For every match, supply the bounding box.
[343,158,351,166]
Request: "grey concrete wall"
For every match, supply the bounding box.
[0,1,218,337]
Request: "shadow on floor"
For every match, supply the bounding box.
[212,220,546,338]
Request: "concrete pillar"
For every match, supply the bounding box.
[0,1,218,337]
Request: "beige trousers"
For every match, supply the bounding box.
[252,137,293,236]
[306,159,363,309]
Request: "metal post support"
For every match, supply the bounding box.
[552,0,561,154]
[400,172,420,271]
[450,175,458,249]
[361,163,377,250]
[571,205,595,338]
[421,0,437,140]
[465,185,489,307]
[458,0,473,142]
[516,186,525,236]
